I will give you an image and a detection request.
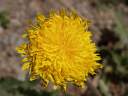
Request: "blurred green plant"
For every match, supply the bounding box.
[0,78,61,96]
[95,0,128,6]
[114,10,128,45]
[98,45,128,96]
[95,2,128,94]
[0,11,10,29]
[98,79,112,96]
[100,47,128,82]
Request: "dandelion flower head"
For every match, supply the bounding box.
[16,10,102,90]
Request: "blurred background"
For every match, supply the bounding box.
[0,0,128,96]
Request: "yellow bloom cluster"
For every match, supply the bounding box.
[16,10,102,90]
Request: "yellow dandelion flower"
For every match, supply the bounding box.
[16,10,102,90]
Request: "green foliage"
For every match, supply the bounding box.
[0,11,10,29]
[95,0,128,6]
[100,47,128,81]
[98,79,112,96]
[114,10,128,45]
[97,7,128,96]
[98,0,118,5]
[0,78,60,96]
